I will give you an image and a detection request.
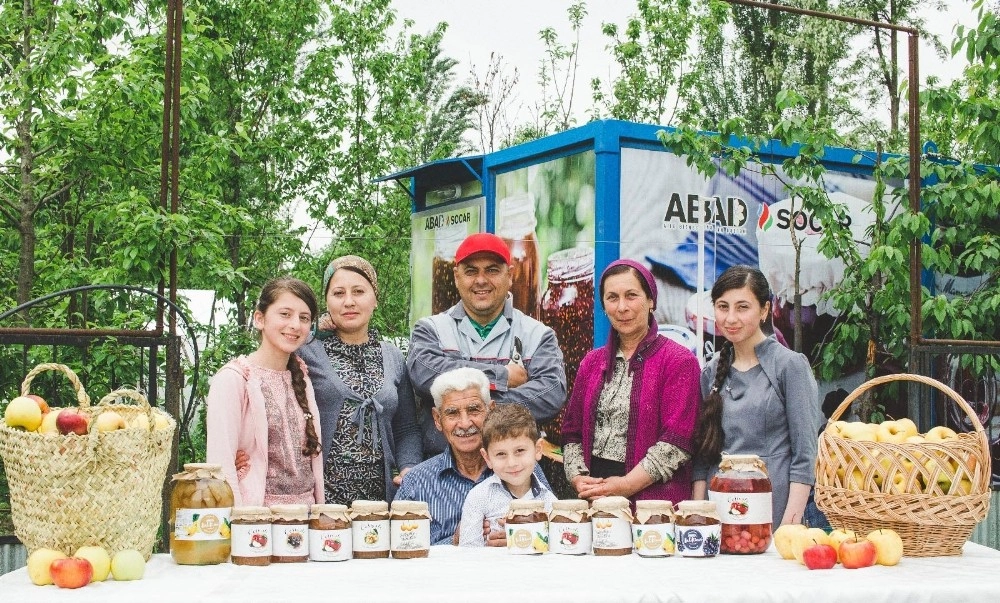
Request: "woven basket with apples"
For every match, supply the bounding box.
[0,363,175,560]
[814,373,990,557]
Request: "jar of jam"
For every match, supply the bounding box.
[269,504,309,563]
[309,504,352,562]
[498,191,540,318]
[169,463,234,565]
[590,495,633,556]
[390,500,431,559]
[548,499,591,555]
[632,500,675,557]
[431,222,466,314]
[230,506,272,566]
[350,500,391,559]
[675,500,721,558]
[505,500,548,555]
[708,454,773,555]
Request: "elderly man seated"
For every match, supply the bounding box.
[394,366,549,545]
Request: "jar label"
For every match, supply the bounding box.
[309,527,352,561]
[592,516,632,551]
[352,519,390,552]
[271,522,308,557]
[506,521,548,554]
[707,491,772,525]
[390,518,430,552]
[633,523,675,557]
[549,522,592,555]
[676,525,721,557]
[174,507,232,541]
[231,523,272,557]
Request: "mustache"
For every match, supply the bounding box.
[452,426,480,437]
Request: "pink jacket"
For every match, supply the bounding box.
[206,356,324,507]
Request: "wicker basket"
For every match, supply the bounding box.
[814,373,991,556]
[0,363,175,559]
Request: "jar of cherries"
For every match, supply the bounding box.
[707,454,773,555]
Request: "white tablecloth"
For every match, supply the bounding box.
[3,542,1000,602]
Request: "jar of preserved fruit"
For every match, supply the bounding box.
[230,506,272,566]
[390,500,431,559]
[632,500,675,558]
[548,499,591,555]
[539,247,595,396]
[505,500,549,555]
[351,500,391,559]
[708,454,773,555]
[431,223,466,314]
[169,463,234,565]
[675,501,721,558]
[591,495,633,556]
[309,504,352,562]
[269,504,309,563]
[498,192,540,318]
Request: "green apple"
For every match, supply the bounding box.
[110,549,146,581]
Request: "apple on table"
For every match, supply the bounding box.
[772,524,807,560]
[802,543,838,570]
[867,529,904,566]
[50,557,93,589]
[839,537,877,569]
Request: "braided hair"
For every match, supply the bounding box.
[257,277,322,458]
[692,265,772,465]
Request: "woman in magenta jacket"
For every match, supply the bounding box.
[561,259,702,503]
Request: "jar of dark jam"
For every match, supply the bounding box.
[309,504,352,562]
[675,501,721,558]
[269,504,309,563]
[708,454,773,555]
[590,495,633,556]
[633,500,675,557]
[548,499,591,555]
[389,500,431,559]
[505,500,549,555]
[431,223,466,314]
[350,500,391,559]
[169,463,234,566]
[230,506,272,566]
[498,192,540,318]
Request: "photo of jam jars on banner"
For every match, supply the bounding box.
[497,191,541,318]
[539,246,595,395]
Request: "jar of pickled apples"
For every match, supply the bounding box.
[170,463,234,565]
[707,454,773,555]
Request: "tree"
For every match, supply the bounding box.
[468,53,521,153]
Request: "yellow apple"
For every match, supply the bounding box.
[866,529,904,566]
[876,419,917,443]
[924,426,958,442]
[826,420,851,438]
[131,414,150,430]
[3,396,43,431]
[826,528,858,562]
[27,548,68,586]
[953,477,974,496]
[94,411,127,433]
[923,457,958,494]
[873,456,913,489]
[841,422,878,441]
[792,527,831,564]
[110,549,146,581]
[773,524,808,560]
[74,545,111,582]
[39,408,64,435]
[153,411,171,430]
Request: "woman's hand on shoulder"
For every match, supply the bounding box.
[235,449,250,479]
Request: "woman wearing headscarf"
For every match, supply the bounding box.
[561,259,702,503]
[298,255,423,504]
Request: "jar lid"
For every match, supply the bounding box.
[508,500,546,511]
[590,496,630,512]
[390,500,429,514]
[635,500,674,512]
[676,500,719,516]
[350,500,389,514]
[184,462,222,471]
[310,504,349,519]
[232,506,272,521]
[172,463,225,481]
[269,504,310,521]
[718,454,769,474]
[550,499,589,512]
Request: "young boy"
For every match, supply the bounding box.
[458,403,557,546]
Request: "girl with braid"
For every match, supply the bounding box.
[207,277,324,507]
[691,266,823,528]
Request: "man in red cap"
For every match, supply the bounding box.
[407,232,567,458]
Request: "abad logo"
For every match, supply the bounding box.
[662,193,748,234]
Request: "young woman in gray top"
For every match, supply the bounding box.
[691,265,823,528]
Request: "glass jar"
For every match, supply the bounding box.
[309,504,352,562]
[269,504,309,563]
[390,500,431,559]
[590,495,633,556]
[708,454,773,555]
[350,500,391,559]
[169,463,234,565]
[675,501,721,558]
[230,506,272,566]
[431,222,466,314]
[505,500,549,555]
[633,500,675,557]
[498,192,541,318]
[548,499,591,555]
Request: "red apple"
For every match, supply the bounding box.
[839,537,877,569]
[50,557,94,589]
[26,394,50,414]
[56,409,90,435]
[802,543,838,570]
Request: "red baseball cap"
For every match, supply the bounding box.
[454,232,511,265]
